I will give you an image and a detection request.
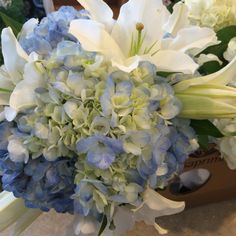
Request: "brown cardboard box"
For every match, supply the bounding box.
[160,149,236,208]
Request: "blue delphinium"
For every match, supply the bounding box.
[20,6,89,56]
[0,152,76,213]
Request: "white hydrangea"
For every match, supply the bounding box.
[185,0,236,31]
[224,37,236,62]
[0,0,12,9]
[214,119,236,170]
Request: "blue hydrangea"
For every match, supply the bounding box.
[20,6,89,55]
[135,119,198,188]
[76,135,124,170]
[0,152,76,213]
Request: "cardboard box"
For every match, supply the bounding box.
[160,148,236,208]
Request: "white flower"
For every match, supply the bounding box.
[8,137,29,163]
[0,24,45,120]
[196,53,222,66]
[174,57,236,119]
[214,119,236,170]
[0,0,12,9]
[224,37,236,62]
[185,0,236,31]
[67,189,185,236]
[69,0,218,73]
[65,215,99,236]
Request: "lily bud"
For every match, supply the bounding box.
[175,57,236,119]
[176,84,236,119]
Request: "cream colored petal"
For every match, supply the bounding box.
[133,188,185,233]
[111,55,141,73]
[164,26,218,53]
[111,0,170,57]
[149,50,199,74]
[174,57,236,92]
[163,2,189,36]
[77,0,114,31]
[9,62,45,112]
[4,106,17,121]
[19,18,39,39]
[143,189,185,214]
[69,19,124,60]
[1,28,29,83]
[176,94,236,119]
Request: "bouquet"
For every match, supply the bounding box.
[0,0,236,235]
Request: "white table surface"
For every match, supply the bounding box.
[1,198,236,236]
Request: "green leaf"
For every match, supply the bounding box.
[198,61,222,75]
[190,119,224,138]
[98,215,107,236]
[156,71,178,78]
[0,11,23,36]
[167,0,181,13]
[201,25,236,63]
[197,135,209,150]
[0,0,25,23]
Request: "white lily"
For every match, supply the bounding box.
[174,57,236,119]
[69,0,218,73]
[0,26,45,121]
[67,189,184,236]
[132,188,185,234]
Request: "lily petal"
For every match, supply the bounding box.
[177,94,236,119]
[142,188,185,216]
[162,26,218,54]
[69,19,124,60]
[174,57,236,92]
[112,55,141,73]
[148,50,199,74]
[133,189,184,234]
[4,106,17,121]
[19,18,39,40]
[164,2,189,36]
[9,62,45,111]
[1,28,30,83]
[0,68,14,106]
[77,0,114,31]
[111,0,170,57]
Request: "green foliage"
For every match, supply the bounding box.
[156,71,178,77]
[197,134,209,150]
[98,215,107,236]
[0,0,25,24]
[198,61,222,75]
[0,11,23,35]
[190,120,224,150]
[200,26,236,65]
[167,0,182,13]
[190,120,223,138]
[0,0,25,64]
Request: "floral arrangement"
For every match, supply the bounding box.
[0,0,236,235]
